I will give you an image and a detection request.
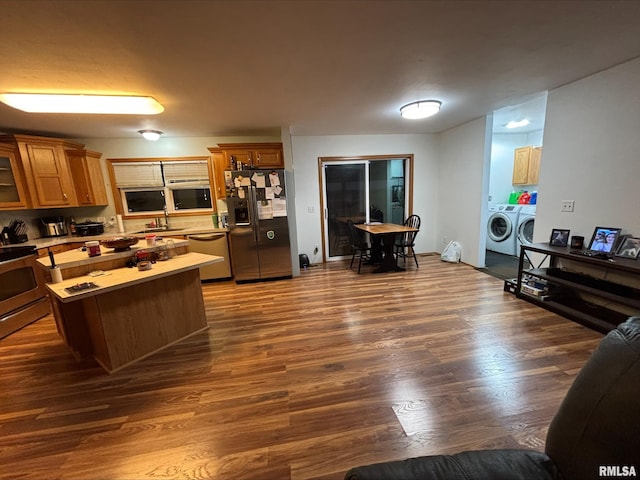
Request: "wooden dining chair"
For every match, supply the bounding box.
[394,214,421,268]
[347,219,371,273]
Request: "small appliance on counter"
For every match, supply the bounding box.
[1,219,28,244]
[39,215,69,238]
[75,221,105,236]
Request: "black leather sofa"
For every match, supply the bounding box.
[345,317,640,480]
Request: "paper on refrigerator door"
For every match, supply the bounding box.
[234,176,251,188]
[265,187,275,199]
[272,198,287,217]
[268,172,281,186]
[257,200,273,219]
[252,172,266,188]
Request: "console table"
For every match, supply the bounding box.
[516,243,640,332]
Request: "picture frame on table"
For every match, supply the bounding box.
[587,226,622,254]
[615,236,640,259]
[550,228,570,247]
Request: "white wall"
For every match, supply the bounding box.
[289,134,439,262]
[535,57,640,244]
[437,116,492,267]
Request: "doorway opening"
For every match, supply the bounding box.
[318,155,413,261]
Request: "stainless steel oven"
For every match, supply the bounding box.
[0,246,50,339]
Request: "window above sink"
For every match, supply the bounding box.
[108,156,215,218]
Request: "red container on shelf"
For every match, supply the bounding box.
[518,191,531,204]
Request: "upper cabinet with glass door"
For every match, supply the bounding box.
[0,143,30,210]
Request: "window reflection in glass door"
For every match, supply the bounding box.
[324,163,367,258]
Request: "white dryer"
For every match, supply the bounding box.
[486,204,521,256]
[516,205,537,253]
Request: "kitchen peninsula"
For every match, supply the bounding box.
[38,242,222,373]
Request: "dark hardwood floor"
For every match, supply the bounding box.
[0,256,604,480]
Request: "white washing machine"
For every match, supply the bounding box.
[516,205,537,253]
[486,204,521,256]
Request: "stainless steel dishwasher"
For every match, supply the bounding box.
[187,232,232,280]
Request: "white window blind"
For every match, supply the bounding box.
[162,161,210,184]
[113,163,163,187]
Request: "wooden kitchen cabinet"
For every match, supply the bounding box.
[512,146,541,185]
[0,134,82,208]
[0,143,30,210]
[208,147,230,202]
[218,142,284,169]
[66,149,109,206]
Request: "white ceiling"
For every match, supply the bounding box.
[1,1,640,140]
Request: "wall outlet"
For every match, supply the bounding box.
[561,200,575,212]
[442,236,448,245]
[313,244,319,255]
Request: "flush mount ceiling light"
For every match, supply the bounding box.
[400,100,442,119]
[138,129,163,141]
[0,93,164,114]
[505,119,530,129]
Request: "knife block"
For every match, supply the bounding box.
[7,232,28,244]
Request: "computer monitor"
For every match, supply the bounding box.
[587,226,621,254]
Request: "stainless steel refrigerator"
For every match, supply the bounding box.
[225,169,292,282]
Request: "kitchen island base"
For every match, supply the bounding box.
[52,269,208,373]
[45,251,220,373]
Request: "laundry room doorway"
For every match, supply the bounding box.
[319,155,413,262]
[485,92,547,276]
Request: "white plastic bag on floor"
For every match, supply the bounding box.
[441,240,462,263]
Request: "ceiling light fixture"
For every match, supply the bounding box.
[139,130,163,141]
[0,93,164,114]
[400,100,442,119]
[505,119,530,129]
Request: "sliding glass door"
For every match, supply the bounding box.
[321,158,409,260]
[324,162,367,259]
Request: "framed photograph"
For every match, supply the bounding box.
[550,229,570,247]
[615,236,640,259]
[587,226,622,254]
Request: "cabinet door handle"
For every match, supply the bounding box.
[63,193,68,200]
[86,193,90,200]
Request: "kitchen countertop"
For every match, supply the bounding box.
[45,251,222,303]
[24,226,228,250]
[36,238,191,269]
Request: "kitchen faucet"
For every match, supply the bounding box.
[163,205,170,230]
[149,205,170,230]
